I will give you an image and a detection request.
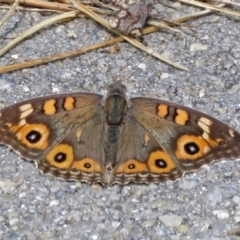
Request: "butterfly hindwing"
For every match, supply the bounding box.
[112,117,183,185]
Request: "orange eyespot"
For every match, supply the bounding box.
[46,144,74,168]
[72,158,102,173]
[148,150,176,173]
[115,159,147,174]
[16,123,50,150]
[175,135,210,160]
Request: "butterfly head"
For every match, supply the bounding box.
[107,82,127,97]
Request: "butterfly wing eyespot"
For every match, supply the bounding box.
[175,135,211,160]
[113,150,182,184]
[46,144,74,169]
[217,139,226,146]
[72,158,102,173]
[36,140,103,175]
[148,150,176,174]
[114,159,147,174]
[13,123,50,150]
[26,130,42,143]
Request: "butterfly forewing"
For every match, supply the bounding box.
[0,92,103,163]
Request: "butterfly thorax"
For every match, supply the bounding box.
[105,95,127,125]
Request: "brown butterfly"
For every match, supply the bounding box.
[0,82,240,186]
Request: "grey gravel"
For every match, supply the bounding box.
[1,1,240,239]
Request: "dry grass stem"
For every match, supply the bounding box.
[174,3,226,23]
[0,0,19,28]
[0,26,163,74]
[0,10,79,57]
[0,0,239,72]
[0,35,125,74]
[70,0,189,71]
[0,0,72,12]
[91,0,118,11]
[178,0,240,17]
[219,0,240,7]
[0,5,65,13]
[148,20,185,38]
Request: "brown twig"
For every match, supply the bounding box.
[0,10,80,57]
[178,0,240,17]
[0,0,238,73]
[0,0,19,28]
[0,26,158,74]
[0,0,72,12]
[70,0,189,71]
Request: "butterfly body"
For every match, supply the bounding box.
[0,82,240,186]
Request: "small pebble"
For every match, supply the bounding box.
[190,43,208,51]
[159,215,183,227]
[177,224,190,234]
[49,200,59,207]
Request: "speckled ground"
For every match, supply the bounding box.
[1,1,240,239]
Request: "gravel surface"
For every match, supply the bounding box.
[1,1,240,239]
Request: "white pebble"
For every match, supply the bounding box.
[232,196,240,205]
[11,54,18,59]
[137,63,147,71]
[111,221,121,228]
[23,85,30,93]
[213,210,230,219]
[234,216,240,223]
[206,186,222,204]
[52,87,60,93]
[9,218,18,225]
[177,224,190,233]
[159,215,183,227]
[190,43,208,52]
[49,200,59,207]
[179,179,197,190]
[161,73,171,79]
[199,88,205,98]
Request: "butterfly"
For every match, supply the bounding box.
[0,82,240,186]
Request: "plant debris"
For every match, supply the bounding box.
[0,0,240,73]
